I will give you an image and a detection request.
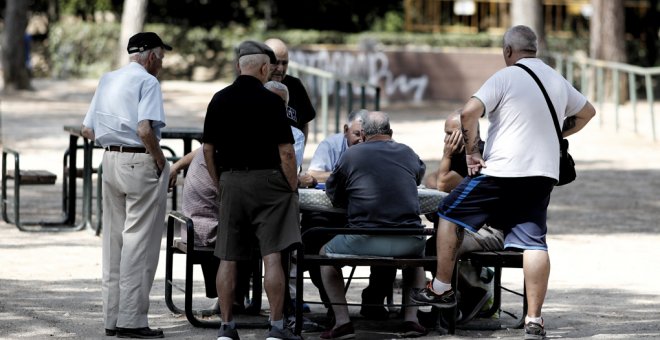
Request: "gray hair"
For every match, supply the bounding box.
[362,111,392,137]
[264,81,289,103]
[129,47,163,63]
[239,53,269,71]
[347,109,367,128]
[503,25,537,53]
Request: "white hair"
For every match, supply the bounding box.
[264,81,289,103]
[129,47,163,63]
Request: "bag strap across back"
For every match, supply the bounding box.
[513,63,563,143]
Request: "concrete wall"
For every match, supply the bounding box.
[292,47,505,105]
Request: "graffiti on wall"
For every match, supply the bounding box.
[291,49,428,103]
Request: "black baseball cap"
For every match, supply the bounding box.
[127,32,173,54]
[236,40,277,64]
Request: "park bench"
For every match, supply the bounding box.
[291,227,526,336]
[1,147,80,231]
[164,211,266,328]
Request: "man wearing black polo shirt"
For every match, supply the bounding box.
[265,38,317,143]
[202,40,302,340]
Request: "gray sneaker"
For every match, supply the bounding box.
[266,325,303,340]
[217,324,240,340]
[524,321,547,340]
[409,283,457,308]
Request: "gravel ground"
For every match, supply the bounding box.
[1,79,659,339]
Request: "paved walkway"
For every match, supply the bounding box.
[1,79,660,339]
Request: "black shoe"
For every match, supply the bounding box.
[409,283,457,308]
[116,327,164,339]
[105,328,117,336]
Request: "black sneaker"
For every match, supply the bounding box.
[524,321,547,340]
[409,283,457,308]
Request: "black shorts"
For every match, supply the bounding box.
[437,175,555,250]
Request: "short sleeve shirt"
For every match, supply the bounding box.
[181,146,218,247]
[473,58,587,180]
[282,75,316,130]
[326,140,426,229]
[308,133,348,172]
[202,75,293,172]
[83,62,166,147]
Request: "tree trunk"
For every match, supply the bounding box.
[590,0,627,101]
[644,0,658,67]
[2,0,32,91]
[511,0,546,54]
[115,0,148,68]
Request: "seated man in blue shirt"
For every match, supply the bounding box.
[301,109,398,321]
[320,110,429,339]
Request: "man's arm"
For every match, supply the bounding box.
[279,143,298,191]
[461,97,486,176]
[81,125,95,140]
[307,169,331,183]
[562,101,596,138]
[137,120,166,176]
[168,148,198,190]
[202,143,218,187]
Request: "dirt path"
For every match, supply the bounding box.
[1,79,659,339]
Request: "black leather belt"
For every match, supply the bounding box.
[105,146,148,153]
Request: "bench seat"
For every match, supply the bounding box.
[6,169,57,185]
[291,227,526,336]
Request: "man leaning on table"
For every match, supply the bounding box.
[201,40,302,340]
[320,110,429,339]
[303,109,400,320]
[81,32,171,339]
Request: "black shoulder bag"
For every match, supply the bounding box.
[514,63,576,186]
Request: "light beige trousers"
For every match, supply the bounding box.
[101,151,169,329]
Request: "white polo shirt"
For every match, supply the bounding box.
[83,62,166,147]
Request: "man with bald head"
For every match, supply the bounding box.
[423,109,468,191]
[265,38,317,144]
[202,40,302,340]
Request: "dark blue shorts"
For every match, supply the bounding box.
[437,175,555,251]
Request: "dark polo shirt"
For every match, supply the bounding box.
[202,75,294,173]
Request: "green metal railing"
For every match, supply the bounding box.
[288,61,381,142]
[546,52,660,141]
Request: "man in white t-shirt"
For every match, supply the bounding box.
[411,25,596,340]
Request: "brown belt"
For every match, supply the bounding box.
[105,146,148,153]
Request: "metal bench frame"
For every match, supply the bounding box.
[2,147,83,232]
[164,211,266,328]
[291,227,526,336]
